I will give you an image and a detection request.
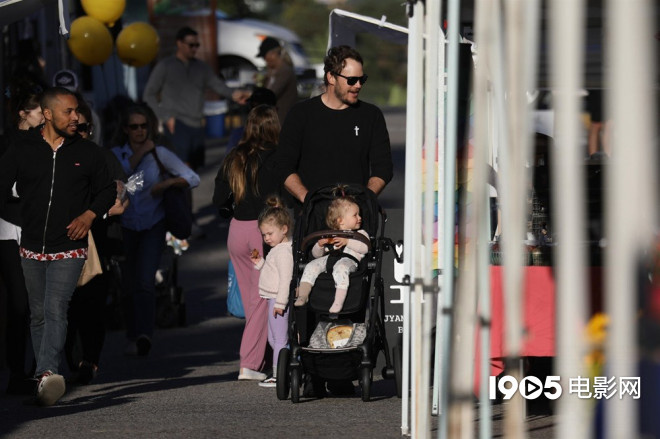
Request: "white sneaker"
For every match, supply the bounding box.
[258,376,277,388]
[36,371,65,406]
[238,368,267,381]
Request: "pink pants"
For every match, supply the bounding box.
[228,219,267,371]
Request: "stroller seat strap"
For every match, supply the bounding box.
[325,250,360,273]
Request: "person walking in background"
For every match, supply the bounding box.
[0,84,43,395]
[249,197,293,388]
[273,45,393,397]
[64,98,128,384]
[143,26,251,171]
[212,105,281,381]
[257,37,298,124]
[111,105,199,357]
[0,87,116,406]
[587,89,611,159]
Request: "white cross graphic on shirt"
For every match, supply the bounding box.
[354,125,360,136]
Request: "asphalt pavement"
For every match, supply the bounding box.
[0,108,555,438]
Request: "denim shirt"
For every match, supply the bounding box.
[112,145,200,231]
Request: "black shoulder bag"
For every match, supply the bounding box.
[150,149,193,240]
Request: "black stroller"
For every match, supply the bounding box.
[276,184,400,402]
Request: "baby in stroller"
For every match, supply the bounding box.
[294,196,369,313]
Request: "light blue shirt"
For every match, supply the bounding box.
[112,145,200,231]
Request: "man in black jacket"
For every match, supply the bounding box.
[0,87,116,406]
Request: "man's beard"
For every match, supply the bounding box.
[334,86,358,107]
[53,124,75,139]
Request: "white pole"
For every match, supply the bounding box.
[439,0,460,436]
[550,0,591,438]
[604,0,657,437]
[402,1,425,436]
[432,8,446,420]
[431,27,447,416]
[500,0,540,436]
[420,0,441,435]
[473,0,495,436]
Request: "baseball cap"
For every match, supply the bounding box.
[52,69,79,92]
[257,37,280,58]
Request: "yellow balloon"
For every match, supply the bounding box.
[67,16,113,66]
[116,22,160,68]
[81,0,126,27]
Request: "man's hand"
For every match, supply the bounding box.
[366,176,387,196]
[232,90,251,105]
[284,174,308,204]
[273,307,285,317]
[67,210,96,240]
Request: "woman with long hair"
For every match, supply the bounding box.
[213,105,281,380]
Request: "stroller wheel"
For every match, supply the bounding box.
[290,368,301,403]
[276,348,290,400]
[360,367,372,402]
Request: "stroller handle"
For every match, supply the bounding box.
[300,230,371,252]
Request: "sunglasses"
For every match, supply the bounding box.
[186,42,200,48]
[334,73,368,86]
[76,123,90,133]
[128,123,148,130]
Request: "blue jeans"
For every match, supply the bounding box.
[21,257,85,376]
[166,120,205,171]
[121,221,167,340]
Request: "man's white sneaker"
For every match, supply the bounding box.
[36,371,65,407]
[258,376,277,388]
[238,368,267,381]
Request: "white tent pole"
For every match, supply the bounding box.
[499,0,540,436]
[431,8,447,420]
[605,0,657,436]
[473,0,495,436]
[420,0,440,435]
[402,1,424,436]
[438,0,460,437]
[550,0,590,438]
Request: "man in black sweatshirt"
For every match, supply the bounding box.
[275,45,393,205]
[274,46,393,397]
[0,87,116,406]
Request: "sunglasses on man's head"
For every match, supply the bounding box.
[76,123,90,133]
[186,42,200,48]
[334,73,368,86]
[128,123,148,130]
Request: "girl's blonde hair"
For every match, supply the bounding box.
[221,105,280,204]
[258,196,293,232]
[326,196,358,230]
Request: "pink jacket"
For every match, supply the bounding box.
[254,241,293,309]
